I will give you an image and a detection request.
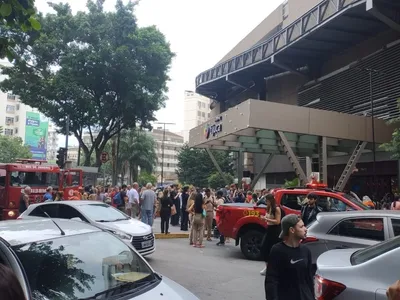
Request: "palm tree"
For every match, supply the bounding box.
[118,129,157,183]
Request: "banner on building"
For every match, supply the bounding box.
[25,112,49,160]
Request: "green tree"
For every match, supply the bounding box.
[138,171,157,187]
[177,144,234,187]
[0,0,40,60]
[0,0,174,166]
[0,135,32,162]
[85,129,157,184]
[381,108,400,158]
[208,172,234,190]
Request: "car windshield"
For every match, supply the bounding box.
[341,193,370,210]
[351,235,400,265]
[79,203,129,222]
[13,231,155,300]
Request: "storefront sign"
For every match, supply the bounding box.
[204,116,223,139]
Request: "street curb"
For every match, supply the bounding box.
[155,233,189,239]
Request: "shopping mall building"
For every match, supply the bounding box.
[188,0,400,198]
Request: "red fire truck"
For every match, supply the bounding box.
[0,159,83,220]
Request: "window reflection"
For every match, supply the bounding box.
[13,232,153,300]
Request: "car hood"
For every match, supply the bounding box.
[133,276,199,300]
[96,218,152,236]
[317,248,360,269]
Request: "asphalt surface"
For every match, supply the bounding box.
[145,238,265,300]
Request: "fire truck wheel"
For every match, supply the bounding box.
[240,230,263,261]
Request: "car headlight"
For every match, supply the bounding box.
[112,231,132,241]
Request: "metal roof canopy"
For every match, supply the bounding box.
[188,99,394,158]
[195,0,399,99]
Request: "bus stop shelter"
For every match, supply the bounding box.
[188,99,395,190]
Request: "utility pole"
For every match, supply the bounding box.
[65,115,70,165]
[357,67,384,200]
[154,122,175,188]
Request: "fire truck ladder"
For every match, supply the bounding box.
[334,141,367,191]
[277,131,308,185]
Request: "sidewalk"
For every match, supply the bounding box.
[152,217,190,239]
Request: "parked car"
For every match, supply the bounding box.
[0,218,198,300]
[215,183,369,260]
[19,201,155,256]
[315,235,400,300]
[302,210,400,264]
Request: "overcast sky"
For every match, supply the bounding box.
[35,0,282,144]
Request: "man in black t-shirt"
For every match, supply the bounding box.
[266,214,314,300]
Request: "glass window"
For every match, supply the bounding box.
[318,196,356,212]
[351,236,400,265]
[15,116,19,122]
[6,105,15,112]
[58,204,88,221]
[13,231,155,300]
[4,129,13,136]
[197,111,201,117]
[30,204,59,218]
[78,203,129,222]
[201,102,205,108]
[329,218,384,241]
[198,101,201,109]
[391,218,400,236]
[341,193,369,210]
[201,112,205,117]
[5,117,14,124]
[0,169,6,187]
[281,194,306,210]
[10,171,58,187]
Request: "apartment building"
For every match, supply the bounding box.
[183,90,211,142]
[149,128,184,184]
[46,123,59,162]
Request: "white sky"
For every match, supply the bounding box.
[34,0,282,145]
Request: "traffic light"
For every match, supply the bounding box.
[56,147,66,168]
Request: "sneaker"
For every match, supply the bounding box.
[260,267,267,276]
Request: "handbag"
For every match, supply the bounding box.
[202,209,206,218]
[171,205,177,216]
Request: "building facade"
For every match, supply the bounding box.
[192,0,400,197]
[149,128,184,184]
[46,123,59,162]
[0,91,52,160]
[183,90,211,142]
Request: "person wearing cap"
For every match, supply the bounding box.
[301,193,322,227]
[265,214,314,300]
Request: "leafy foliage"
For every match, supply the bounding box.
[380,107,400,158]
[177,144,234,187]
[92,129,157,184]
[283,177,299,188]
[138,171,157,187]
[208,172,234,190]
[0,0,40,60]
[0,0,174,166]
[0,135,32,162]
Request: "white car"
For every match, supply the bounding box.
[0,218,198,299]
[19,200,155,256]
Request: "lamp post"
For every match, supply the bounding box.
[154,122,175,188]
[358,67,384,200]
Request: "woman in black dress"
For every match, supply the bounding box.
[160,189,173,234]
[260,194,282,276]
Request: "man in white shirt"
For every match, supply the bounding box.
[127,182,140,218]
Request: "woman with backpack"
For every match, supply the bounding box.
[259,194,282,276]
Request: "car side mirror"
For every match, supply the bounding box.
[71,217,83,222]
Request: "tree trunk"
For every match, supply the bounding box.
[131,164,139,182]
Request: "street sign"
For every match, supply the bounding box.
[100,152,109,163]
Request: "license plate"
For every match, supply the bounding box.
[141,240,152,248]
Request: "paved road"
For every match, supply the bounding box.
[145,238,265,300]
